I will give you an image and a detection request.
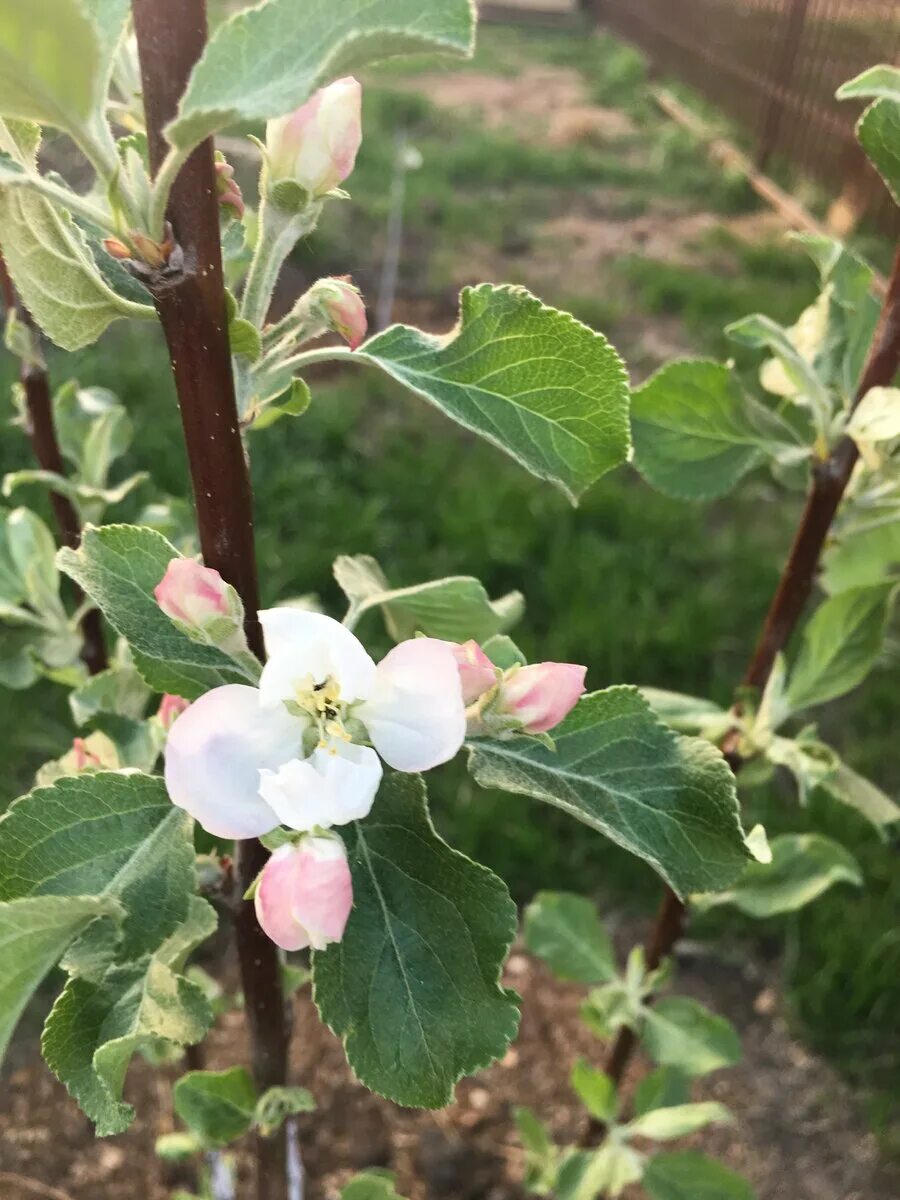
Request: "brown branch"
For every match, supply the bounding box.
[0,258,107,675]
[0,1174,76,1200]
[130,3,289,1197]
[586,242,900,1143]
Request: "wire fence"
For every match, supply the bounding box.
[587,0,900,235]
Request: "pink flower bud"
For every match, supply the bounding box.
[71,736,102,771]
[497,662,586,733]
[158,693,190,730]
[254,836,353,951]
[314,276,367,349]
[266,77,362,197]
[215,159,245,220]
[154,558,231,628]
[448,639,497,704]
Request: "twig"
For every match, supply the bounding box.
[0,258,107,674]
[0,1173,76,1200]
[586,243,900,1141]
[130,3,290,1198]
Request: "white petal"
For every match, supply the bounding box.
[360,638,466,772]
[258,608,377,708]
[258,741,382,831]
[164,684,305,839]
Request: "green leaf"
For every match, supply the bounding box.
[523,891,616,984]
[0,128,153,349]
[559,1143,644,1200]
[515,1106,559,1195]
[229,317,262,362]
[468,687,748,897]
[643,1151,755,1200]
[0,894,122,1066]
[313,772,520,1108]
[726,313,830,420]
[638,688,731,739]
[341,1171,408,1200]
[626,1100,731,1141]
[254,1085,315,1135]
[857,99,900,205]
[694,833,862,918]
[822,521,900,592]
[482,633,526,669]
[633,1067,690,1116]
[630,360,800,500]
[334,553,524,642]
[0,771,195,965]
[820,761,900,831]
[42,943,212,1134]
[837,64,900,103]
[641,997,741,1077]
[571,1060,618,1122]
[168,0,475,152]
[57,524,253,698]
[174,1067,257,1146]
[786,584,893,711]
[359,284,630,502]
[69,663,151,726]
[0,0,98,132]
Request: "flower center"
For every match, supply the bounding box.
[293,673,353,752]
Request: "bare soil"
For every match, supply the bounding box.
[2,934,898,1200]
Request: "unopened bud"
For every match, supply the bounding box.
[103,237,131,261]
[448,639,497,704]
[315,276,367,349]
[266,77,362,199]
[496,662,586,733]
[215,157,245,221]
[158,693,190,731]
[254,836,353,951]
[154,558,250,663]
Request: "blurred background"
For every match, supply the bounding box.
[1,2,898,1197]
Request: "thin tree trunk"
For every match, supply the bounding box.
[130,3,290,1196]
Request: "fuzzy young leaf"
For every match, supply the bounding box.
[58,524,253,698]
[523,891,616,984]
[571,1060,618,1122]
[557,1143,644,1200]
[631,360,800,500]
[0,0,98,132]
[641,997,741,1077]
[334,554,524,642]
[822,521,900,592]
[638,688,731,739]
[726,313,829,420]
[254,1085,315,1135]
[643,1151,756,1200]
[0,126,152,348]
[626,1100,731,1141]
[0,894,122,1066]
[313,772,520,1108]
[168,0,475,152]
[359,285,630,502]
[786,584,893,712]
[42,948,212,1134]
[342,1172,408,1200]
[69,663,151,726]
[468,687,748,897]
[820,762,900,831]
[837,64,900,103]
[174,1067,257,1146]
[633,1067,690,1116]
[694,833,862,918]
[857,99,900,205]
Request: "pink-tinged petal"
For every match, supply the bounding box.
[164,684,306,839]
[155,558,230,627]
[498,663,586,733]
[266,77,361,196]
[447,639,497,704]
[319,277,367,349]
[258,608,376,708]
[254,843,312,951]
[254,837,353,952]
[158,693,190,731]
[258,742,381,831]
[360,637,466,772]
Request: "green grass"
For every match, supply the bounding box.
[0,17,897,1140]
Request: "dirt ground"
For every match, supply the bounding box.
[2,927,898,1200]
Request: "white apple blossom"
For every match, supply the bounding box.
[164,609,465,838]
